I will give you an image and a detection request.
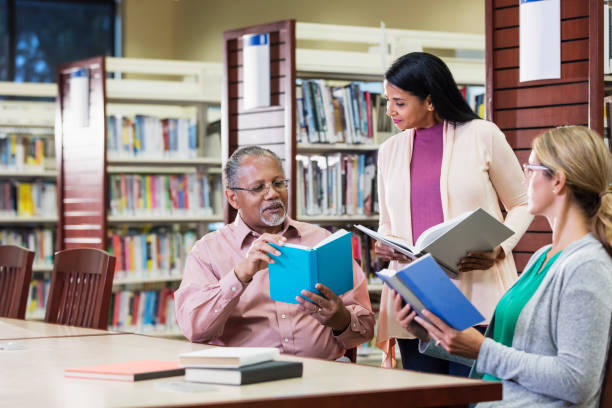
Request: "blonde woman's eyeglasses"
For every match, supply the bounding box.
[522,163,551,177]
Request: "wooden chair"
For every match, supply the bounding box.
[0,245,35,319]
[45,248,116,330]
[344,347,357,363]
[600,347,612,408]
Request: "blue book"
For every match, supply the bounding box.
[268,229,354,304]
[376,254,485,330]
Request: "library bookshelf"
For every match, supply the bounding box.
[0,86,58,320]
[222,20,486,288]
[51,56,223,336]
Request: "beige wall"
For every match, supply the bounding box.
[124,0,484,62]
[123,0,178,59]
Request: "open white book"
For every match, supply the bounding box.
[355,208,514,278]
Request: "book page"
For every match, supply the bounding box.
[314,228,349,249]
[354,224,417,259]
[419,208,513,276]
[414,209,473,252]
[282,243,311,251]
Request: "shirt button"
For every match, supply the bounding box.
[284,337,289,343]
[281,314,286,319]
[231,287,236,292]
[214,309,219,313]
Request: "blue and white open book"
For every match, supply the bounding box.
[376,254,485,331]
[268,229,354,304]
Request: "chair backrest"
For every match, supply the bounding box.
[45,248,116,330]
[600,346,612,408]
[0,245,35,319]
[344,347,357,363]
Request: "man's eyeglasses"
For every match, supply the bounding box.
[230,179,290,196]
[522,163,551,177]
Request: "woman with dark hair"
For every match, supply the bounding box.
[375,52,533,374]
[394,126,612,406]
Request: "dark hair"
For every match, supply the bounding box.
[224,146,284,188]
[385,52,480,124]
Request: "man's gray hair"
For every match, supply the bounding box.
[224,146,284,188]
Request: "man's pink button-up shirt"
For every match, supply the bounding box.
[174,215,375,360]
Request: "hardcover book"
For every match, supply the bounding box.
[184,360,303,385]
[376,254,485,330]
[356,207,514,277]
[179,347,280,368]
[64,360,184,382]
[268,229,354,304]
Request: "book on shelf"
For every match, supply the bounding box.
[179,347,280,368]
[0,180,56,218]
[27,278,51,318]
[296,79,378,145]
[458,85,485,119]
[0,227,55,266]
[355,208,514,277]
[109,173,214,217]
[376,254,485,330]
[184,360,303,385]
[351,229,382,280]
[109,287,177,333]
[108,227,196,278]
[0,133,53,171]
[107,114,198,159]
[64,360,185,382]
[268,229,353,304]
[296,152,377,217]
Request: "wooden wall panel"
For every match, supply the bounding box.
[56,56,107,250]
[486,0,603,271]
[493,39,589,69]
[494,82,588,109]
[223,20,296,223]
[496,104,588,129]
[494,61,589,88]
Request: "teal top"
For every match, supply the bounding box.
[482,248,563,382]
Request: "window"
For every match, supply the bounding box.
[0,0,9,80]
[4,0,117,83]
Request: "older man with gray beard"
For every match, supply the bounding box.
[174,146,374,360]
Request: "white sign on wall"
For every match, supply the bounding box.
[519,0,561,82]
[242,33,271,110]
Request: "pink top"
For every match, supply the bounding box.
[174,215,375,360]
[410,122,445,242]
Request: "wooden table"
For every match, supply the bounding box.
[0,330,502,408]
[0,317,126,340]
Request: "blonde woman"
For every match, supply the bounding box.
[376,51,533,372]
[394,126,612,407]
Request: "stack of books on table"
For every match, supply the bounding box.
[179,347,303,385]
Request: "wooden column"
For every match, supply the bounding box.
[485,0,603,271]
[222,20,296,224]
[55,56,108,250]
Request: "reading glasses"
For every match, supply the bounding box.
[230,179,290,196]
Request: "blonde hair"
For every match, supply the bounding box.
[532,126,612,255]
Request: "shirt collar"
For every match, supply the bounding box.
[232,213,302,249]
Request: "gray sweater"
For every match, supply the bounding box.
[421,234,612,407]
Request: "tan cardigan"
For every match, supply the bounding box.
[376,119,533,366]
